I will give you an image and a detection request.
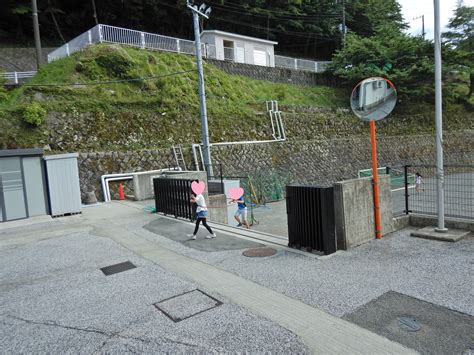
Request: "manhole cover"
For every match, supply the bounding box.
[100,261,136,276]
[153,289,222,322]
[398,316,422,332]
[242,247,277,257]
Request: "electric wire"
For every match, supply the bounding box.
[155,1,343,40]
[204,1,342,19]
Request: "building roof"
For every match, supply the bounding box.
[200,30,278,45]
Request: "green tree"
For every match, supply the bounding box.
[329,26,434,99]
[443,2,473,100]
[443,2,473,51]
[344,0,407,37]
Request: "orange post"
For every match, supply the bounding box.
[119,183,125,200]
[370,121,382,239]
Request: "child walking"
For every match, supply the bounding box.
[415,172,424,192]
[188,191,216,240]
[232,195,250,229]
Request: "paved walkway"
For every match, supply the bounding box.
[1,202,419,353]
[89,203,413,354]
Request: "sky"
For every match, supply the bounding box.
[398,0,474,39]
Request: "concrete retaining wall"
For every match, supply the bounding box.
[207,59,340,87]
[78,132,473,204]
[0,48,55,71]
[334,175,398,250]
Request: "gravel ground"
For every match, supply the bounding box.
[0,230,308,353]
[134,216,473,318]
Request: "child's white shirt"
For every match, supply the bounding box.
[195,194,207,212]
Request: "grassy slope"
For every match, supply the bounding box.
[0,44,471,152]
[0,44,349,151]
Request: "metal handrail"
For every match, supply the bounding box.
[46,24,331,73]
[1,71,37,84]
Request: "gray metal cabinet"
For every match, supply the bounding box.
[44,153,81,216]
[0,149,48,222]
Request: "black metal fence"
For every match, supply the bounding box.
[286,185,336,255]
[403,165,474,220]
[153,178,194,220]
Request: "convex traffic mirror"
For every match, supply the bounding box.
[350,77,397,121]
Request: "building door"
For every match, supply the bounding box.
[0,157,27,221]
[253,48,267,66]
[235,43,245,63]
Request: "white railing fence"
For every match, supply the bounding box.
[1,71,37,84]
[47,24,331,73]
[274,55,331,73]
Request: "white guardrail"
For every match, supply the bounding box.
[1,71,37,84]
[48,24,331,73]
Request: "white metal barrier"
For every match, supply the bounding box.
[47,24,331,73]
[1,71,37,84]
[274,55,331,73]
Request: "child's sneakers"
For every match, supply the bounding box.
[206,233,217,239]
[187,234,196,240]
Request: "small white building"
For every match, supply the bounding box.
[200,30,278,67]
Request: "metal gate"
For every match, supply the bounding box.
[286,185,336,255]
[153,178,194,220]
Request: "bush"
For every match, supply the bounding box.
[95,50,136,79]
[23,103,47,126]
[0,74,7,101]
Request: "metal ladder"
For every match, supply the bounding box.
[172,145,187,170]
[191,144,205,171]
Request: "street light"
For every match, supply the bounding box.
[187,1,213,177]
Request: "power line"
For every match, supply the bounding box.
[204,1,341,19]
[154,1,341,39]
[208,4,342,21]
[22,69,195,87]
[209,15,340,39]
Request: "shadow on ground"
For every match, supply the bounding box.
[144,217,263,252]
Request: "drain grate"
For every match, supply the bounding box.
[153,289,222,322]
[100,261,136,276]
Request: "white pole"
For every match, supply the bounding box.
[433,0,447,232]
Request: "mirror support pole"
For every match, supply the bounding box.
[434,0,447,232]
[370,121,382,239]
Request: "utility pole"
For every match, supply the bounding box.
[91,0,99,25]
[187,1,213,177]
[433,0,447,232]
[413,15,425,40]
[31,0,42,69]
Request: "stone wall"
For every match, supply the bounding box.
[207,59,341,87]
[77,132,473,202]
[0,48,56,72]
[211,132,474,185]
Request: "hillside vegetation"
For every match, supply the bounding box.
[0,44,472,152]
